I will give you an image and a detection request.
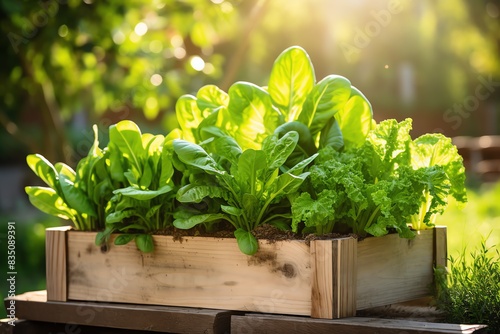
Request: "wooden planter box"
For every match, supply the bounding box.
[46,226,447,319]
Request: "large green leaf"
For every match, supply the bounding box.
[173,140,222,175]
[105,209,140,225]
[25,186,73,220]
[173,212,226,229]
[113,185,173,200]
[176,94,203,142]
[261,131,299,171]
[159,148,174,187]
[227,82,280,150]
[411,134,467,205]
[319,117,344,151]
[135,234,154,253]
[108,142,126,183]
[109,120,145,174]
[268,46,315,122]
[26,154,58,189]
[212,135,242,166]
[335,86,374,149]
[234,228,259,255]
[196,84,229,112]
[58,172,97,217]
[235,149,266,194]
[298,75,352,137]
[177,184,228,203]
[114,234,135,246]
[75,124,104,196]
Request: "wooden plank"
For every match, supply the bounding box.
[0,319,153,334]
[231,314,487,334]
[5,290,232,334]
[334,237,357,318]
[45,226,72,301]
[67,232,313,316]
[310,240,333,318]
[310,238,356,318]
[356,229,435,310]
[434,226,447,269]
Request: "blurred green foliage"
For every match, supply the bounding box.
[0,0,499,321]
[438,181,500,260]
[1,0,499,166]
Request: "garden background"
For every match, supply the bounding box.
[0,0,499,320]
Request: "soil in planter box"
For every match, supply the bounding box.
[158,222,358,244]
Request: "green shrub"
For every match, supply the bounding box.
[435,241,500,332]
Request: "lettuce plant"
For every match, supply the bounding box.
[175,46,375,158]
[292,119,467,238]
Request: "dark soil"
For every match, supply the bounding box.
[155,223,358,244]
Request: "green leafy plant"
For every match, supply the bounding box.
[175,46,375,159]
[173,131,316,255]
[26,120,180,253]
[24,45,467,256]
[95,120,179,253]
[292,118,467,238]
[435,241,500,332]
[25,125,107,231]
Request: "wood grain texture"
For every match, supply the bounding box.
[333,237,357,318]
[231,314,487,334]
[5,290,232,334]
[45,226,72,301]
[67,232,313,316]
[356,229,438,310]
[434,226,448,269]
[49,227,444,318]
[310,238,356,318]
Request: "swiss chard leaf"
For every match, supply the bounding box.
[298,74,351,138]
[226,82,281,150]
[109,120,145,176]
[268,46,315,122]
[335,86,374,150]
[176,95,203,142]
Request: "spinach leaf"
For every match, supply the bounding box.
[173,131,316,255]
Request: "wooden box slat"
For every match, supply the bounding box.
[356,228,442,310]
[45,226,446,319]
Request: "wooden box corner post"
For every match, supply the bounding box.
[45,226,72,301]
[310,237,357,319]
[433,226,447,269]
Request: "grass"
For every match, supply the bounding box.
[435,242,500,332]
[434,181,500,331]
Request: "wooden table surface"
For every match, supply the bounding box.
[1,291,487,334]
